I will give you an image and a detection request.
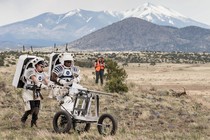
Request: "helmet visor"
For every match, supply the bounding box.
[64,60,72,64]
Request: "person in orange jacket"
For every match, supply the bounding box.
[94,56,105,85]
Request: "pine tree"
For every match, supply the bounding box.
[104,59,128,93]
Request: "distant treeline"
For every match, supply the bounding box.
[1,51,210,67]
[111,51,210,64]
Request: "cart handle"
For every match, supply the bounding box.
[65,86,114,96]
[79,89,113,96]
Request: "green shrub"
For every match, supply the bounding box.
[104,59,128,93]
[0,55,5,66]
[8,60,16,65]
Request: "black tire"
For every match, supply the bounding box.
[72,121,91,133]
[97,113,118,136]
[53,110,72,133]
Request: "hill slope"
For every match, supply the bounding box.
[69,17,210,52]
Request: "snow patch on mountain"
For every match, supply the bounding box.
[63,9,81,19]
[37,23,43,28]
[86,17,92,22]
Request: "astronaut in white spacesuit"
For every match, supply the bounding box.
[21,57,48,127]
[50,53,80,104]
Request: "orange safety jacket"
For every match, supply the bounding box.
[95,61,100,71]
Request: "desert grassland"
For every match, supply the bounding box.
[0,63,210,139]
[126,63,210,92]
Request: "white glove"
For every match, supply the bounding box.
[37,82,48,89]
[67,79,74,86]
[48,81,54,88]
[40,84,48,89]
[58,79,66,85]
[64,80,74,87]
[59,79,73,87]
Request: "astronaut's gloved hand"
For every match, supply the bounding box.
[57,79,70,87]
[48,81,54,88]
[41,84,48,89]
[63,80,74,87]
[67,79,74,85]
[57,78,74,87]
[58,79,66,85]
[37,82,48,89]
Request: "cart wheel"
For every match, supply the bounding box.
[53,110,72,133]
[97,113,118,136]
[73,121,91,133]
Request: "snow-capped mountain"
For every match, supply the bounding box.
[122,3,210,28]
[0,2,209,49]
[0,9,122,48]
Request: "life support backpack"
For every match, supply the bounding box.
[12,55,36,88]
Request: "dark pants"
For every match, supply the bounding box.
[99,70,104,85]
[95,70,104,85]
[21,100,40,126]
[95,71,100,84]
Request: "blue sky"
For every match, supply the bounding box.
[0,0,210,26]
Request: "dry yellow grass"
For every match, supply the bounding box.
[0,62,210,139]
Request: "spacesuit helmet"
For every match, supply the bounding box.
[59,53,74,68]
[31,57,45,68]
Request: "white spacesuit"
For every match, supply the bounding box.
[50,53,80,111]
[20,57,48,127]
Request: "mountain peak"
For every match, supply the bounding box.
[126,2,186,18]
[64,8,82,17]
[143,2,155,7]
[122,2,200,27]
